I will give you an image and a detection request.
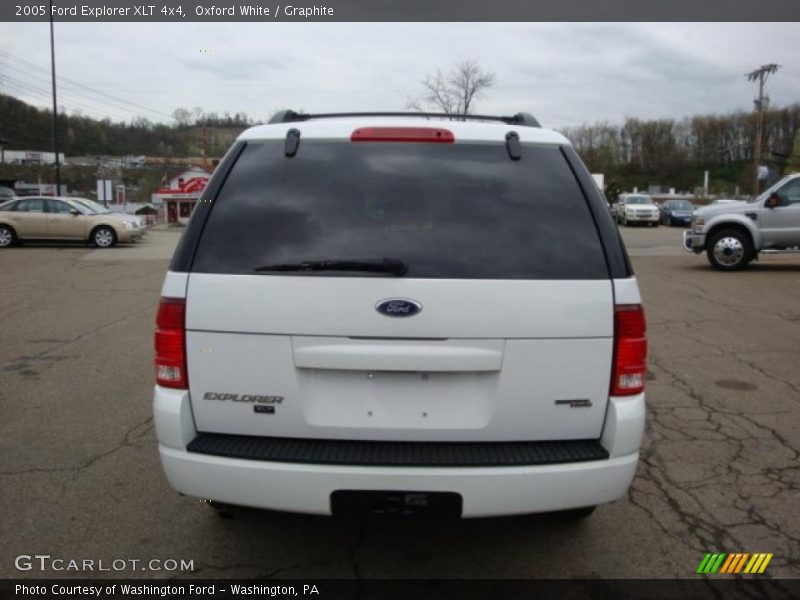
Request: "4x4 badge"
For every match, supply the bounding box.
[375,299,422,317]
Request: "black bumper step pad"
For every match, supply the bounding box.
[187,433,609,467]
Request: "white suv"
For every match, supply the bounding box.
[614,194,660,227]
[153,111,647,519]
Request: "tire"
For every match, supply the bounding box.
[552,506,596,521]
[0,224,16,248]
[91,226,117,248]
[706,229,754,271]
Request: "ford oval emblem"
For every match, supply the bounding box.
[375,298,422,318]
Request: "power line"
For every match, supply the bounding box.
[1,76,122,121]
[0,62,135,120]
[0,49,173,120]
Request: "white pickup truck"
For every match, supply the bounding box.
[683,173,800,270]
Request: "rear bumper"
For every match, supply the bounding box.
[154,387,644,517]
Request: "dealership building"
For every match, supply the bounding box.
[150,166,211,224]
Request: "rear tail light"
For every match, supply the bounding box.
[155,297,187,389]
[611,304,647,396]
[351,127,455,143]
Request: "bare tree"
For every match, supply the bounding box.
[408,60,495,115]
[172,107,192,127]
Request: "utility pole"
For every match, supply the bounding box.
[747,63,780,197]
[49,0,62,196]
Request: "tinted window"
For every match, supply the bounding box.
[673,201,693,210]
[48,200,74,214]
[193,141,609,279]
[15,199,45,213]
[778,179,800,205]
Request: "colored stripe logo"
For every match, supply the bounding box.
[696,553,772,574]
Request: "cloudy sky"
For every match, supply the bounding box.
[1,22,799,128]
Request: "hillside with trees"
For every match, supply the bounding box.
[560,104,800,198]
[0,93,250,157]
[2,91,799,202]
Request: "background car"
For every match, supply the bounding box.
[659,199,695,227]
[614,194,660,226]
[0,196,142,248]
[71,197,146,232]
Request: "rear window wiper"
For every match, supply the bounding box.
[255,258,408,276]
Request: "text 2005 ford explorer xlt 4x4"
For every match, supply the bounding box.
[153,111,647,519]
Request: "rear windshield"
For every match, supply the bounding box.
[192,140,609,279]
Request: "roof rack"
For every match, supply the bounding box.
[268,110,541,128]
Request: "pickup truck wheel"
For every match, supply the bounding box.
[707,229,754,271]
[552,506,596,521]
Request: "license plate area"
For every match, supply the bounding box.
[331,490,462,519]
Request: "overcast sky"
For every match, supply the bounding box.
[1,22,799,129]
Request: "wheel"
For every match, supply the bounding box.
[552,506,596,521]
[652,221,659,228]
[706,229,754,271]
[92,226,117,248]
[0,224,16,248]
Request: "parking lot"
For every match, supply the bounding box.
[1,225,799,579]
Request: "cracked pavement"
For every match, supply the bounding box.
[1,227,798,580]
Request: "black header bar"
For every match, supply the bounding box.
[2,0,799,22]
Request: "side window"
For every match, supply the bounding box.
[48,200,74,214]
[777,180,800,205]
[16,199,45,213]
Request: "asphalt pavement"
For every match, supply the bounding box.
[1,226,799,579]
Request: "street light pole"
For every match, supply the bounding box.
[49,0,62,196]
[747,63,780,198]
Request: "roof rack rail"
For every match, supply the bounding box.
[268,110,541,128]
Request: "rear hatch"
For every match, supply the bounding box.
[183,129,615,442]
